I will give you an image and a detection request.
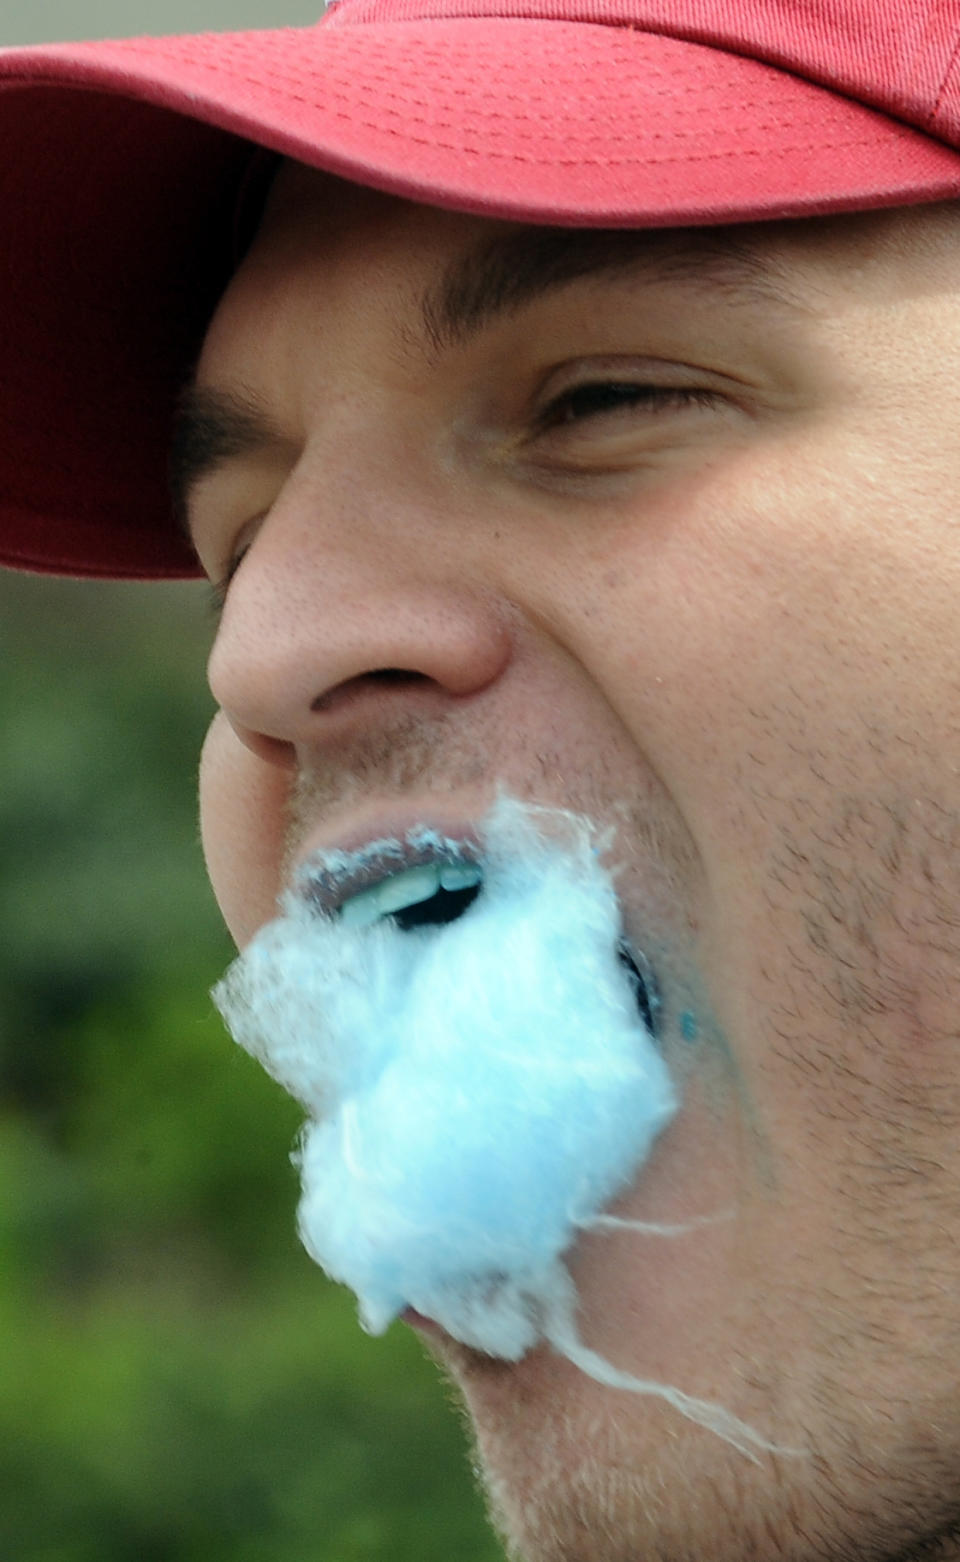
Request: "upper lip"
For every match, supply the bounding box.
[292,816,485,916]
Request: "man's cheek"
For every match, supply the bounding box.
[199,710,290,946]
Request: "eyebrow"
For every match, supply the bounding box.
[419,223,800,356]
[171,224,799,520]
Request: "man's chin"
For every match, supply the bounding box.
[430,1343,651,1562]
[423,1327,776,1562]
[422,1332,628,1559]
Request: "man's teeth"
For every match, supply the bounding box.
[338,861,483,928]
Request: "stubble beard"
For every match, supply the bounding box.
[439,1332,960,1562]
[432,782,960,1562]
[282,715,960,1562]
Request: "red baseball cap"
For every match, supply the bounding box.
[3,0,960,579]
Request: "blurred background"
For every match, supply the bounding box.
[1,5,505,1559]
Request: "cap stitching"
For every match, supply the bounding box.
[112,50,885,154]
[279,105,909,167]
[252,87,842,145]
[111,28,901,150]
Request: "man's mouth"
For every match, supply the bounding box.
[216,795,767,1441]
[337,858,485,930]
[618,944,659,1038]
[300,837,660,1038]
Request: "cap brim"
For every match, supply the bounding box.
[4,17,960,578]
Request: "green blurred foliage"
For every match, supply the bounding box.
[0,0,323,47]
[0,574,504,1562]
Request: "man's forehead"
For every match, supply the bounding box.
[225,159,814,351]
[255,162,960,314]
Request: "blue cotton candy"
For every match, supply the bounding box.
[213,796,783,1458]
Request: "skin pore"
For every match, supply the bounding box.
[186,164,960,1561]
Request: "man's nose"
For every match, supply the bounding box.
[206,488,514,764]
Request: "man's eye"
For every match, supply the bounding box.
[539,381,717,428]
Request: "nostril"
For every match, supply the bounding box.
[311,667,429,713]
[368,668,430,684]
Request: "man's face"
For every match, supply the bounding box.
[187,165,960,1561]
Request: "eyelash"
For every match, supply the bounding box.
[537,380,718,430]
[208,546,249,617]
